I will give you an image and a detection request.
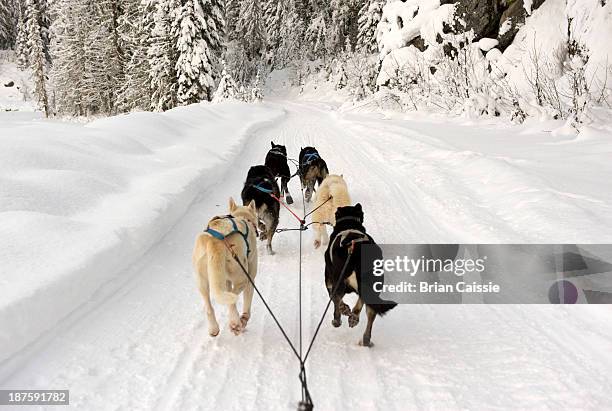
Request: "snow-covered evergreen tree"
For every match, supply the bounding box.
[305,13,328,60]
[50,0,89,115]
[357,0,382,53]
[36,0,52,62]
[15,8,29,68]
[200,0,224,54]
[49,0,121,115]
[0,0,18,49]
[148,0,179,111]
[237,0,265,60]
[85,0,123,114]
[224,0,240,41]
[274,0,303,68]
[118,0,154,111]
[25,0,49,116]
[250,70,263,102]
[264,0,290,58]
[212,59,238,102]
[198,0,225,82]
[173,0,215,104]
[329,0,361,54]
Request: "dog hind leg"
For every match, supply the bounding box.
[197,265,221,336]
[313,223,323,249]
[263,210,278,255]
[241,254,257,327]
[331,293,344,328]
[281,177,293,204]
[360,306,377,347]
[348,298,364,328]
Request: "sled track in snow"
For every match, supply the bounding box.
[1,101,612,410]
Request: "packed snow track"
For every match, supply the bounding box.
[1,101,612,410]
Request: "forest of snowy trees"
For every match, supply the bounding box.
[1,0,610,125]
[0,0,383,116]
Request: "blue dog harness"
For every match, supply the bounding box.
[203,215,251,257]
[252,177,275,194]
[302,152,319,166]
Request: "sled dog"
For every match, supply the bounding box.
[265,142,293,204]
[324,204,397,347]
[312,174,351,249]
[192,198,258,337]
[298,146,329,202]
[241,165,280,254]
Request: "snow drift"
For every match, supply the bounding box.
[0,102,284,366]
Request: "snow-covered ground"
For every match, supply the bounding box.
[1,99,612,410]
[0,102,283,370]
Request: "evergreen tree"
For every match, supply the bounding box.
[305,13,328,60]
[250,69,263,102]
[357,0,382,53]
[85,0,123,114]
[174,0,215,104]
[15,7,28,68]
[50,0,89,115]
[36,0,52,62]
[25,0,49,116]
[118,0,154,110]
[275,0,303,68]
[264,0,283,52]
[198,0,225,81]
[224,0,240,41]
[0,0,18,49]
[237,0,265,60]
[212,59,238,102]
[148,0,179,111]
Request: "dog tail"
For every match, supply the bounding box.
[368,302,398,316]
[207,240,238,305]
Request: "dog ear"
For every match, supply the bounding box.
[355,203,362,212]
[229,197,237,212]
[248,199,257,213]
[271,141,275,148]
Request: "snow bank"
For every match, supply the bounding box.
[376,0,456,57]
[0,102,284,364]
[373,0,612,125]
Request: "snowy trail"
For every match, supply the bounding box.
[1,101,612,410]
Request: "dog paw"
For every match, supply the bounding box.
[267,247,275,255]
[358,339,374,348]
[286,195,293,205]
[313,240,321,249]
[348,313,359,328]
[229,321,243,335]
[208,327,220,337]
[339,303,351,316]
[331,318,342,328]
[240,313,250,328]
[259,232,268,241]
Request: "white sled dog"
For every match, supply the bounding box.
[192,198,258,336]
[312,174,351,249]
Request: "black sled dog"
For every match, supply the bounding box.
[265,142,293,205]
[241,165,280,254]
[298,146,328,202]
[324,204,397,346]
